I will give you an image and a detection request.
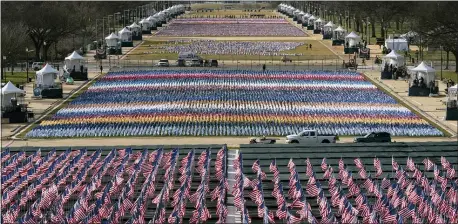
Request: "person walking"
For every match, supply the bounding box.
[100,64,103,74]
[262,64,266,72]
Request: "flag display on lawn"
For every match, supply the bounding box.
[3,147,457,224]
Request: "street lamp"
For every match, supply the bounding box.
[26,48,34,83]
[2,56,6,81]
[43,41,47,62]
[114,12,121,31]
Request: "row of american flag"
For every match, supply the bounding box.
[231,153,458,224]
[1,146,228,224]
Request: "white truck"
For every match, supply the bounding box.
[285,130,338,144]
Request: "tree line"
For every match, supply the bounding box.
[285,1,458,72]
[1,1,176,63]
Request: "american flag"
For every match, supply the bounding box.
[252,159,267,180]
[321,158,328,171]
[441,156,451,170]
[151,149,179,224]
[323,166,333,179]
[305,158,314,177]
[211,147,228,224]
[354,158,364,169]
[392,157,399,171]
[169,150,195,224]
[190,149,211,224]
[423,158,435,171]
[231,152,251,223]
[374,157,383,177]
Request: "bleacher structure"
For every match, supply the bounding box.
[1,142,457,223]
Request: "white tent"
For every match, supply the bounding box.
[314,18,323,30]
[333,26,346,40]
[448,84,457,96]
[65,51,85,72]
[36,64,58,87]
[410,62,436,84]
[129,22,141,33]
[1,81,24,107]
[139,19,152,31]
[385,38,409,51]
[105,33,119,47]
[383,51,405,66]
[118,27,132,42]
[323,21,334,33]
[1,81,24,95]
[345,31,361,47]
[308,15,316,24]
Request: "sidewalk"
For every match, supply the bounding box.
[363,71,457,137]
[1,49,103,139]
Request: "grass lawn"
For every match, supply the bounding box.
[1,72,34,85]
[182,10,278,17]
[124,39,337,61]
[18,76,100,139]
[191,3,272,11]
[437,70,458,82]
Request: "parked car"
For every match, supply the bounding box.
[354,132,391,143]
[204,59,218,67]
[249,136,277,144]
[157,59,169,67]
[285,130,338,144]
[177,59,186,67]
[186,59,201,67]
[32,62,45,71]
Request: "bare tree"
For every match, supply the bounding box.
[414,2,458,72]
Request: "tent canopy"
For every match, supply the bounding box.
[119,27,132,34]
[308,15,316,20]
[105,33,119,40]
[36,64,58,76]
[315,18,323,23]
[383,51,404,59]
[1,81,24,95]
[139,19,151,25]
[65,51,84,61]
[334,26,346,32]
[411,62,435,72]
[345,31,360,39]
[324,21,334,27]
[129,22,141,28]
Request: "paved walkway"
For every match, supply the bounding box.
[4,136,455,148]
[2,41,144,140]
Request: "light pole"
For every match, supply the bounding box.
[108,15,113,34]
[2,56,6,81]
[124,10,130,27]
[114,12,121,31]
[26,48,34,83]
[441,45,443,80]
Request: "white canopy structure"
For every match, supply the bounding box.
[410,62,436,84]
[129,22,141,33]
[385,38,409,51]
[448,84,458,96]
[1,81,24,95]
[308,15,316,24]
[64,51,85,72]
[345,31,361,47]
[118,27,132,43]
[139,19,152,31]
[105,33,119,47]
[1,81,24,107]
[383,51,405,67]
[333,26,346,40]
[314,18,323,30]
[36,64,58,87]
